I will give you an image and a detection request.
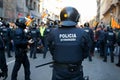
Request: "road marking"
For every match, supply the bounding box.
[7,60,15,65]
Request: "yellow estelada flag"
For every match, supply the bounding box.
[111,17,120,29]
[25,16,33,27]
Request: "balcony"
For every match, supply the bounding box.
[111,0,120,5]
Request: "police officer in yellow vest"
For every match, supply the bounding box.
[39,22,48,58]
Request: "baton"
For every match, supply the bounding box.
[35,61,54,68]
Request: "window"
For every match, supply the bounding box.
[34,2,36,10]
[30,0,33,7]
[0,0,3,8]
[26,0,28,7]
[38,4,40,12]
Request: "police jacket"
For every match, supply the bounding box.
[13,28,28,49]
[117,31,120,46]
[47,27,89,64]
[83,27,94,47]
[29,28,40,42]
[96,30,106,42]
[105,30,116,45]
[1,27,11,41]
[83,27,94,41]
[0,35,4,50]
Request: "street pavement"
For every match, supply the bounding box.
[3,51,120,80]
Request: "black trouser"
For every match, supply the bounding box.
[30,42,37,58]
[104,44,114,62]
[11,48,30,80]
[0,49,8,78]
[98,40,105,57]
[52,63,84,80]
[4,40,12,57]
[118,53,120,64]
[41,37,48,58]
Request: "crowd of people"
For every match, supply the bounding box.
[0,6,120,80]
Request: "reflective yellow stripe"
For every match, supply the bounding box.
[40,26,45,36]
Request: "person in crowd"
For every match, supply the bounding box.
[83,22,94,61]
[11,18,33,80]
[39,22,48,58]
[47,6,90,80]
[0,34,8,80]
[29,22,40,59]
[103,26,116,62]
[95,25,106,58]
[116,29,120,67]
[1,21,12,58]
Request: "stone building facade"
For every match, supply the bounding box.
[97,0,120,25]
[0,0,41,23]
[3,0,16,21]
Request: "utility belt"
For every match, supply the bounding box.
[16,48,28,55]
[19,48,27,52]
[54,62,82,72]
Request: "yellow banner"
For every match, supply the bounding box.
[111,17,120,29]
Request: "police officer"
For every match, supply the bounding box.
[83,22,94,61]
[39,22,48,58]
[1,21,12,58]
[11,18,33,80]
[0,35,8,80]
[116,29,120,67]
[96,25,106,57]
[103,27,116,62]
[47,7,89,80]
[29,23,40,59]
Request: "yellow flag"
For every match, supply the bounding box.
[111,17,120,29]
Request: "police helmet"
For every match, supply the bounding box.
[5,21,10,27]
[54,20,60,25]
[32,22,37,28]
[84,22,90,27]
[15,17,27,29]
[60,7,80,27]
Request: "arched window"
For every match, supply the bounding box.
[38,4,40,13]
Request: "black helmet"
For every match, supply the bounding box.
[60,7,80,27]
[48,21,54,28]
[84,22,90,27]
[32,22,37,28]
[15,17,27,29]
[54,20,60,25]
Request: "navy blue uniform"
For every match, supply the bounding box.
[11,28,30,80]
[104,28,116,62]
[29,27,40,59]
[96,29,106,57]
[83,27,94,61]
[43,26,53,58]
[0,35,8,79]
[47,27,89,80]
[116,30,120,67]
[1,26,12,57]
